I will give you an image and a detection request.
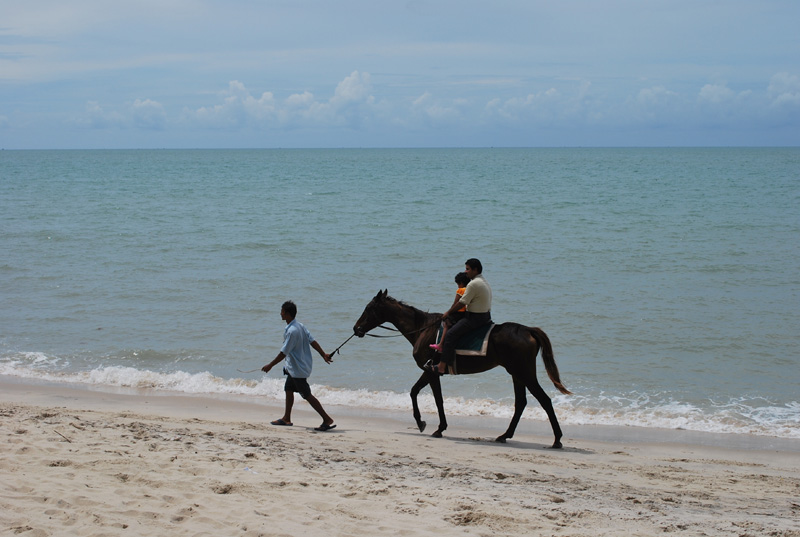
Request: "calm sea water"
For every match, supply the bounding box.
[2,148,798,438]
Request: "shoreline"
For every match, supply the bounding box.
[2,376,799,536]
[2,376,798,452]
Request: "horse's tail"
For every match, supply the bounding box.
[530,327,572,395]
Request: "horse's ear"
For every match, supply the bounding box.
[381,289,388,299]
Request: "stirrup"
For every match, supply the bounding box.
[424,360,446,376]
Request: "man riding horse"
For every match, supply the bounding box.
[431,258,493,375]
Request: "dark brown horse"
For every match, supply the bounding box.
[353,290,572,448]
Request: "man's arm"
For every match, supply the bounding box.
[262,352,286,373]
[311,340,333,364]
[444,279,475,319]
[442,294,467,320]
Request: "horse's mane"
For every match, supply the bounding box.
[383,294,441,323]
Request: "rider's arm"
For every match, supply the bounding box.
[442,295,466,319]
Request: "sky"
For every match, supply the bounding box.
[1,1,799,149]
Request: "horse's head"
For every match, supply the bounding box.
[353,289,391,337]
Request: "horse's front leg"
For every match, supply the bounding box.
[409,373,430,432]
[428,372,448,438]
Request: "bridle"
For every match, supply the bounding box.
[364,324,409,338]
[342,298,441,352]
[362,320,441,339]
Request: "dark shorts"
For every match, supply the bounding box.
[284,374,312,399]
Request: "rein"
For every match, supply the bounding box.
[365,325,405,338]
[329,325,407,353]
[366,321,440,339]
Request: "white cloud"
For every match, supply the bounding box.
[636,86,679,106]
[74,98,166,130]
[623,86,682,124]
[185,72,377,130]
[484,86,578,125]
[187,81,278,128]
[698,84,736,104]
[79,101,126,129]
[57,67,800,148]
[169,69,800,142]
[285,91,314,108]
[768,72,800,108]
[332,71,372,105]
[410,92,466,125]
[132,99,166,130]
[694,83,764,126]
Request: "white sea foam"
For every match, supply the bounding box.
[1,362,797,439]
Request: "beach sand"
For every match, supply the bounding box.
[2,378,799,537]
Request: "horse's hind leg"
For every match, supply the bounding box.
[496,376,527,443]
[409,373,430,433]
[524,376,564,449]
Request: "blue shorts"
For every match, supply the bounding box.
[284,374,312,399]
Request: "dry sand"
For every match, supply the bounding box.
[2,378,799,537]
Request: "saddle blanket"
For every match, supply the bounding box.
[435,322,494,357]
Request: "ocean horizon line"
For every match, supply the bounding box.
[4,145,799,152]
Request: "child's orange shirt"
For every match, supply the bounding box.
[456,287,467,312]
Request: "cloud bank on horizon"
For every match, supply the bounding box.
[1,1,798,149]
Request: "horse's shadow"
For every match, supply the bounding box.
[396,429,594,455]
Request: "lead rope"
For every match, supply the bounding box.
[329,333,356,355]
[237,332,357,374]
[238,320,440,373]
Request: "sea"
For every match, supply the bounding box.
[1,148,798,440]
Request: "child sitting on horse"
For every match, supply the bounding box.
[430,271,471,352]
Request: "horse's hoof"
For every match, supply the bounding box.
[432,431,443,438]
[550,441,563,449]
[495,436,508,443]
[417,421,426,433]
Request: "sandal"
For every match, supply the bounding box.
[270,419,293,426]
[314,423,337,432]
